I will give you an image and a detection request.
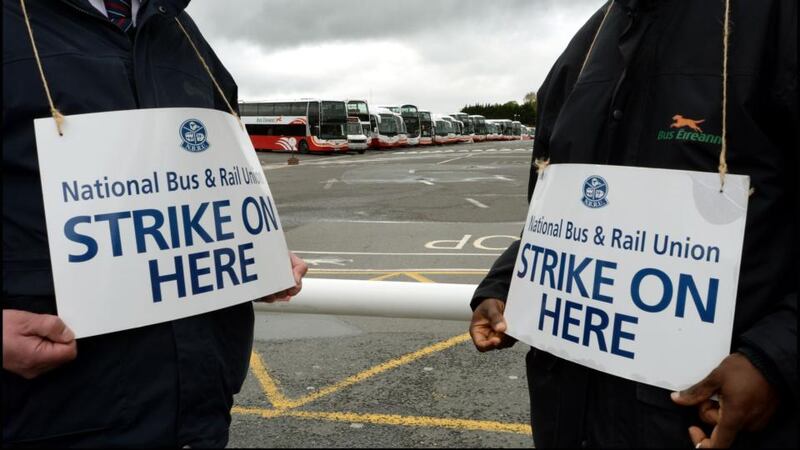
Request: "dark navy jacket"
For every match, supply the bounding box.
[472,0,797,447]
[3,0,253,446]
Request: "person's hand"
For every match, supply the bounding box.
[3,309,78,379]
[469,298,516,352]
[256,252,308,303]
[671,352,779,448]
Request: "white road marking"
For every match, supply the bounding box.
[323,178,338,190]
[418,180,435,186]
[304,258,354,267]
[465,198,489,209]
[437,154,473,165]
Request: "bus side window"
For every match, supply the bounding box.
[308,102,320,136]
[258,104,274,116]
[291,103,306,116]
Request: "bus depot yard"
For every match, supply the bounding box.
[228,139,535,448]
[239,99,534,154]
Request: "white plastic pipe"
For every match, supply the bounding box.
[253,278,477,321]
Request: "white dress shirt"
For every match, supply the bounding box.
[87,0,142,26]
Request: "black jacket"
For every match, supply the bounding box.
[473,0,797,447]
[3,0,252,446]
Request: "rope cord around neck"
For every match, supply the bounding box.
[538,0,732,192]
[20,0,65,135]
[174,17,243,129]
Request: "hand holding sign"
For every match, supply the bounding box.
[256,252,309,303]
[469,298,517,352]
[2,310,77,379]
[671,353,779,448]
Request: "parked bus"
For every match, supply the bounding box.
[442,116,473,144]
[400,104,421,147]
[512,121,523,140]
[368,112,381,149]
[418,110,434,146]
[346,117,368,154]
[469,114,487,142]
[379,105,402,115]
[450,113,474,135]
[485,121,502,141]
[346,99,371,133]
[375,107,408,149]
[240,99,348,153]
[433,114,456,145]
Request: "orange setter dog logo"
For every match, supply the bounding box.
[671,115,705,133]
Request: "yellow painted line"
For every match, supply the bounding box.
[233,407,532,435]
[368,272,404,281]
[249,352,293,409]
[402,272,435,283]
[282,334,472,409]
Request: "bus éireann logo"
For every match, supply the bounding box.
[180,119,210,152]
[582,176,609,208]
[657,113,721,145]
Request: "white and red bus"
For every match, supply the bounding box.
[450,113,476,141]
[442,116,473,144]
[400,104,421,147]
[239,100,349,153]
[512,121,523,140]
[346,99,373,144]
[418,110,434,146]
[432,114,456,145]
[346,117,368,154]
[375,107,408,149]
[469,114,488,142]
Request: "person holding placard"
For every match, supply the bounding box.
[469,1,796,448]
[2,0,307,447]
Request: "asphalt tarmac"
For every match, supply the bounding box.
[228,140,537,448]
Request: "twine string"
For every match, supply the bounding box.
[20,0,65,135]
[175,17,244,129]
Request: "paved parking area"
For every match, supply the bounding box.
[228,141,536,448]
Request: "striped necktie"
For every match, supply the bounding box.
[104,0,133,33]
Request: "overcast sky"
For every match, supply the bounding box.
[186,0,603,113]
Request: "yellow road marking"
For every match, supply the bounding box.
[281,333,472,409]
[249,352,292,409]
[402,272,435,283]
[368,272,404,281]
[233,407,532,435]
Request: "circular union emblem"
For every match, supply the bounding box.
[582,175,609,208]
[180,119,210,152]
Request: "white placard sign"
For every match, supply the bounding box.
[35,108,295,338]
[505,164,749,391]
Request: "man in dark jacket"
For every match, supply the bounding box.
[2,0,305,446]
[469,0,797,447]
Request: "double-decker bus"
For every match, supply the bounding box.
[442,116,472,144]
[346,99,371,132]
[240,99,349,153]
[450,113,475,136]
[375,107,408,149]
[400,104,421,146]
[418,110,434,146]
[469,114,487,142]
[346,117,368,154]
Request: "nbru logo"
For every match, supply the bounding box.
[582,176,608,208]
[180,119,210,152]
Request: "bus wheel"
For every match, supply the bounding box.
[298,140,309,154]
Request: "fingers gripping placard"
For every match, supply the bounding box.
[504,164,749,391]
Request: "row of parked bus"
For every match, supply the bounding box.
[238,99,534,154]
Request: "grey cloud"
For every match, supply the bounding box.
[187,0,601,51]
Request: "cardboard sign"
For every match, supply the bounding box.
[505,164,749,391]
[35,108,295,338]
